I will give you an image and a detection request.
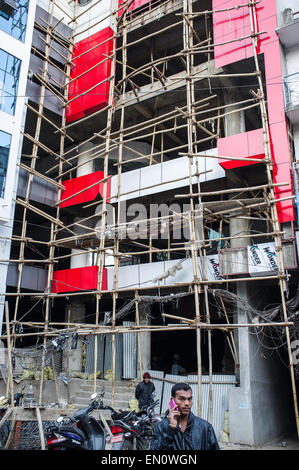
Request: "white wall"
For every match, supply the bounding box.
[74,0,117,41]
[110,149,225,203]
[276,0,299,26]
[0,0,37,335]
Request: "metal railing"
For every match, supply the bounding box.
[284,72,299,109]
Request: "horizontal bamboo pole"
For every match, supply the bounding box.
[25,103,74,143]
[0,273,286,299]
[175,182,289,199]
[1,318,293,341]
[17,163,65,190]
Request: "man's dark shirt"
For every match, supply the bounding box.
[150,411,220,450]
[135,380,155,408]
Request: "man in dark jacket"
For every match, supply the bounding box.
[150,382,219,450]
[135,372,155,410]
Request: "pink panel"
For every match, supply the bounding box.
[218,129,264,170]
[212,0,278,68]
[118,0,151,16]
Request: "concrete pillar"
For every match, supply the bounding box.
[62,299,84,374]
[70,142,95,270]
[138,302,151,378]
[224,88,245,137]
[65,142,95,373]
[228,217,255,444]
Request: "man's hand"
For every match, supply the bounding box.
[168,406,180,428]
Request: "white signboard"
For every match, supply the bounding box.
[247,242,278,277]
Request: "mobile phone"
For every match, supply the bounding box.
[169,398,178,410]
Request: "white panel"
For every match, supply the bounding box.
[118,264,140,290]
[163,258,194,285]
[161,157,190,192]
[75,0,115,41]
[139,261,165,288]
[106,266,114,290]
[119,168,141,201]
[140,163,162,197]
[194,147,225,182]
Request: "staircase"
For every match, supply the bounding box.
[70,379,138,416]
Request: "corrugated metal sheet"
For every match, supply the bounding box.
[122,321,137,379]
[148,370,164,414]
[85,333,123,379]
[162,374,236,439]
[84,334,105,375]
[103,334,123,380]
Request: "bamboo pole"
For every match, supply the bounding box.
[248,0,299,438]
[135,292,143,379]
[5,303,14,407]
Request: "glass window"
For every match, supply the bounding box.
[0,0,29,42]
[0,129,11,198]
[0,48,21,115]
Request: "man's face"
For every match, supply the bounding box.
[144,377,150,383]
[174,389,193,416]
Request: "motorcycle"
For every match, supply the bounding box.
[111,399,161,450]
[46,393,108,450]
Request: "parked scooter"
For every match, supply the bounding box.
[46,393,108,450]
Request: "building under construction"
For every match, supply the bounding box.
[1,0,299,448]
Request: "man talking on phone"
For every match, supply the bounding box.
[150,382,219,450]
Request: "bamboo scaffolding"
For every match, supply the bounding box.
[2,0,298,442]
[248,0,299,436]
[11,2,58,349]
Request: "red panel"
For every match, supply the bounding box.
[66,27,114,123]
[67,267,81,291]
[60,171,110,208]
[270,121,294,222]
[52,270,67,293]
[218,128,264,170]
[52,266,107,293]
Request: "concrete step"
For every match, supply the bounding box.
[72,398,132,410]
[75,390,134,400]
[78,382,136,393]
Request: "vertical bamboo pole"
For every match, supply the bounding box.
[38,0,76,405]
[11,0,57,343]
[248,0,299,437]
[94,0,118,399]
[135,291,143,379]
[183,0,203,417]
[5,302,14,407]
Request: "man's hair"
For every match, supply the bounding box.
[171,382,192,398]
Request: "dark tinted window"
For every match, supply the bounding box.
[0,0,29,42]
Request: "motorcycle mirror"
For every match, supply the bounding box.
[57,416,64,423]
[91,393,98,400]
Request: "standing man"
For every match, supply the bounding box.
[135,372,155,411]
[150,382,219,450]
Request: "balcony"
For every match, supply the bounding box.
[283,72,299,124]
[276,11,299,49]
